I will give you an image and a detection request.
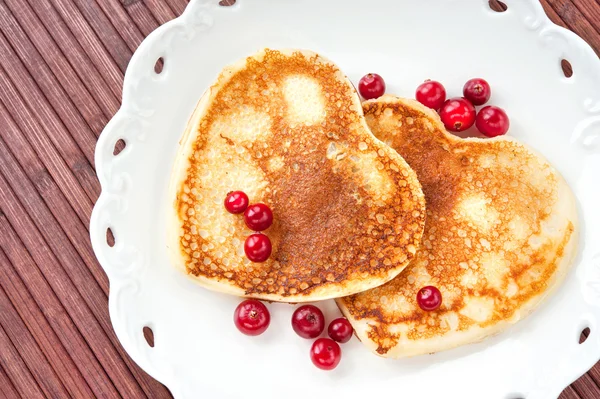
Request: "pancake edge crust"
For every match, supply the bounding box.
[166,52,426,302]
[336,96,579,357]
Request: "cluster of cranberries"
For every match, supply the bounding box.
[224,191,273,263]
[293,305,352,371]
[357,74,510,137]
[416,78,510,137]
[233,301,353,370]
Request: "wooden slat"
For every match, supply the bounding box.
[0,324,45,398]
[0,105,170,398]
[546,0,600,56]
[15,0,122,116]
[0,216,120,398]
[0,43,97,187]
[570,0,600,34]
[0,79,97,224]
[0,247,94,398]
[571,374,600,398]
[583,363,600,394]
[4,0,116,125]
[0,284,71,398]
[541,0,570,28]
[165,0,189,16]
[0,362,20,399]
[27,0,123,101]
[125,1,162,37]
[43,0,125,93]
[51,0,133,71]
[88,0,146,54]
[0,67,100,207]
[0,108,104,292]
[560,385,583,399]
[0,140,170,397]
[0,170,146,397]
[0,4,101,158]
[144,0,177,25]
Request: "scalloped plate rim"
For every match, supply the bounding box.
[90,1,600,398]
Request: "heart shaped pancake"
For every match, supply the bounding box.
[167,51,425,302]
[338,96,578,357]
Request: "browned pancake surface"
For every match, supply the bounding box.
[170,51,425,301]
[338,97,577,356]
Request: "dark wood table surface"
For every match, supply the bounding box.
[0,0,599,397]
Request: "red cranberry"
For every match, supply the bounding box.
[417,286,442,311]
[310,338,342,370]
[327,318,353,343]
[439,97,476,132]
[291,305,325,339]
[224,191,249,214]
[234,299,270,335]
[244,233,272,263]
[244,203,273,231]
[415,80,446,110]
[463,78,491,106]
[476,105,510,137]
[358,73,386,100]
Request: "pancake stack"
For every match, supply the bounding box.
[168,49,578,356]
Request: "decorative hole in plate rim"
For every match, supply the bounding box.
[106,228,115,247]
[489,0,508,12]
[218,0,236,6]
[113,139,126,156]
[143,326,155,348]
[580,327,591,344]
[154,57,165,74]
[89,1,600,398]
[561,59,573,78]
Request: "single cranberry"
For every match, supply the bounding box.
[476,105,510,137]
[244,203,273,231]
[417,286,442,311]
[358,73,386,100]
[310,338,342,370]
[328,318,353,343]
[291,305,325,339]
[244,233,272,262]
[224,191,249,214]
[463,78,491,106]
[415,80,446,110]
[234,299,270,336]
[439,97,476,132]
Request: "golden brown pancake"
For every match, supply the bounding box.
[337,96,578,357]
[167,51,425,302]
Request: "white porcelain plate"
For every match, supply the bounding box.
[90,1,600,398]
